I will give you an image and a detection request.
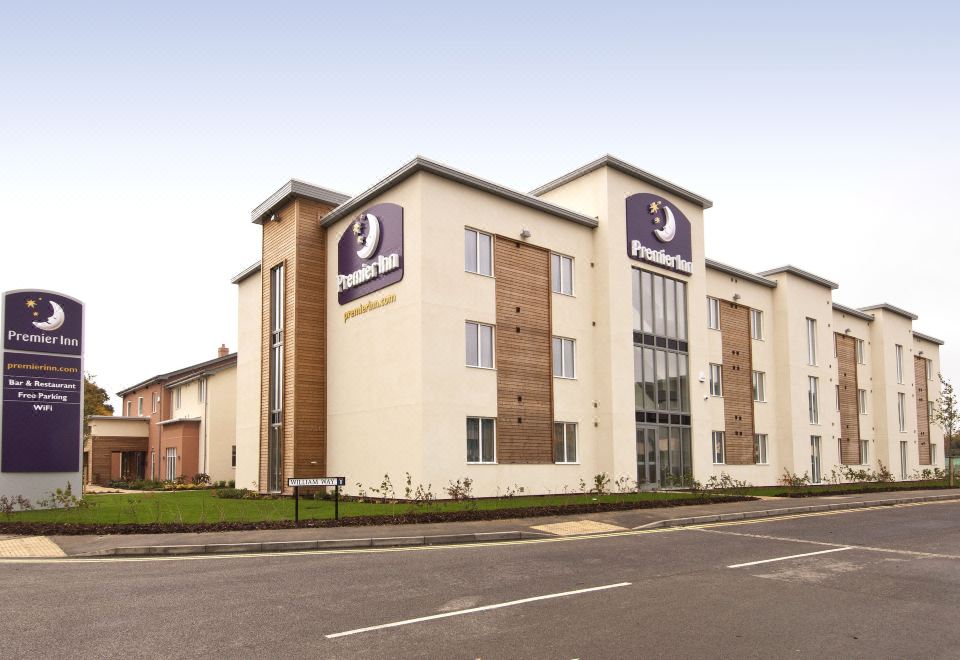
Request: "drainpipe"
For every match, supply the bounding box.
[203,377,209,476]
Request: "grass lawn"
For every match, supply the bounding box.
[736,479,955,498]
[4,489,706,525]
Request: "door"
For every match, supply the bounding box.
[900,441,908,479]
[636,425,658,488]
[810,436,822,484]
[165,447,177,481]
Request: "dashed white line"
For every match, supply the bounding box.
[727,546,853,568]
[325,582,632,638]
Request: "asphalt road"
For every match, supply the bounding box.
[2,500,959,659]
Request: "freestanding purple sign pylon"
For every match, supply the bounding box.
[0,290,84,504]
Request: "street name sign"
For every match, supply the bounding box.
[288,477,346,487]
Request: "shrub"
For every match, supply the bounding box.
[875,463,895,483]
[445,478,474,501]
[0,494,32,518]
[591,472,611,495]
[779,469,811,488]
[192,473,211,486]
[227,479,236,488]
[213,488,250,499]
[36,482,87,510]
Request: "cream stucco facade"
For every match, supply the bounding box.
[234,156,946,496]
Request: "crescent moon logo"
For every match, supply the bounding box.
[33,300,66,332]
[653,206,677,243]
[356,213,381,260]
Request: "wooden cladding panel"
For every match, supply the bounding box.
[494,237,554,464]
[259,199,335,493]
[836,333,861,464]
[88,437,148,486]
[915,356,931,465]
[720,301,754,465]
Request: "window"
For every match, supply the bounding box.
[833,333,838,358]
[808,376,819,424]
[231,445,236,468]
[810,436,822,484]
[464,228,492,276]
[858,389,867,414]
[895,344,903,383]
[198,379,206,403]
[707,297,720,330]
[137,397,143,416]
[898,392,906,432]
[552,337,576,379]
[754,433,768,464]
[835,384,841,411]
[806,318,817,365]
[152,393,159,414]
[553,422,578,463]
[752,371,766,402]
[268,263,285,492]
[465,322,494,369]
[165,447,177,481]
[709,364,723,397]
[855,338,865,364]
[126,401,132,416]
[175,387,182,410]
[633,269,687,341]
[926,358,933,380]
[859,440,869,465]
[551,253,574,296]
[750,309,763,340]
[712,431,725,464]
[466,417,495,463]
[929,400,934,418]
[932,444,938,465]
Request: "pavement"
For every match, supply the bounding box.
[1,487,954,558]
[2,492,959,658]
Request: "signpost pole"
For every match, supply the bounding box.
[294,485,299,526]
[334,484,340,521]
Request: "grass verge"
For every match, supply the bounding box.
[0,490,753,535]
[733,479,957,498]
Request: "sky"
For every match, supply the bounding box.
[1,1,958,409]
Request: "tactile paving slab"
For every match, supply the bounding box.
[531,520,628,536]
[0,536,66,558]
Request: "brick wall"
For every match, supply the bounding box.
[720,300,754,465]
[494,236,554,463]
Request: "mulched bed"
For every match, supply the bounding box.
[0,495,755,536]
[777,483,959,498]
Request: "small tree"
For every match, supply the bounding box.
[83,372,114,438]
[931,373,957,458]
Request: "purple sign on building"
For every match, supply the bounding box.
[625,193,693,275]
[337,203,404,305]
[1,290,84,473]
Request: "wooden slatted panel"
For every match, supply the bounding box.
[915,356,931,465]
[720,301,755,465]
[494,237,554,464]
[836,333,862,464]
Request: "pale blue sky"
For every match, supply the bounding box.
[1,1,957,406]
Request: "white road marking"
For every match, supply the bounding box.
[728,546,853,568]
[325,582,632,639]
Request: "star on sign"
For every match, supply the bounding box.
[352,221,363,235]
[25,299,37,309]
[648,201,662,215]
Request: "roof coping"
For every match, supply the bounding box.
[530,154,713,209]
[912,330,944,346]
[251,179,351,224]
[832,303,875,322]
[705,258,777,288]
[859,303,919,321]
[757,265,839,290]
[230,260,261,284]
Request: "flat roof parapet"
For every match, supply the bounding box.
[705,258,777,288]
[859,303,918,321]
[251,179,351,224]
[913,330,945,345]
[832,303,874,322]
[757,265,839,290]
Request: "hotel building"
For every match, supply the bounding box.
[232,155,944,496]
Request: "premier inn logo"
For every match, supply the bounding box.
[625,193,693,275]
[336,203,404,305]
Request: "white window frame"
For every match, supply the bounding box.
[858,389,867,415]
[752,370,765,402]
[152,393,159,414]
[464,228,493,277]
[126,401,132,417]
[165,447,177,481]
[465,321,495,369]
[551,253,574,296]
[712,431,725,464]
[552,336,576,379]
[859,439,869,465]
[808,376,819,424]
[707,297,720,330]
[231,445,236,468]
[553,422,578,464]
[750,308,763,340]
[806,317,817,366]
[198,379,206,403]
[926,358,933,381]
[754,433,768,465]
[709,363,723,397]
[175,386,182,410]
[895,344,903,383]
[466,417,496,464]
[932,444,938,465]
[137,397,143,416]
[835,384,841,412]
[897,392,906,432]
[855,338,865,364]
